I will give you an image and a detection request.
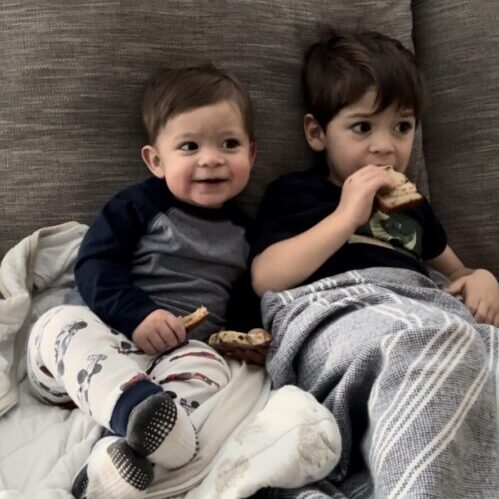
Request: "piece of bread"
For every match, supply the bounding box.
[208,328,272,365]
[182,306,208,331]
[375,166,423,213]
[209,328,272,350]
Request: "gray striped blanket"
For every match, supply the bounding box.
[261,268,498,499]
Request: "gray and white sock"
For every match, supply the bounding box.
[127,391,198,470]
[72,436,154,499]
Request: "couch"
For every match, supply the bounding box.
[1,0,498,276]
[0,1,498,498]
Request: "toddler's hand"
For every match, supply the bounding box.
[445,269,499,326]
[132,309,187,355]
[337,165,397,228]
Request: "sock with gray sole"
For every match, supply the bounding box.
[126,391,198,469]
[72,436,154,499]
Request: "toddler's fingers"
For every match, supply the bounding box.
[485,310,496,326]
[463,294,478,316]
[445,277,465,296]
[484,305,499,327]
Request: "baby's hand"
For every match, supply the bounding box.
[445,269,499,326]
[337,165,397,228]
[132,309,187,355]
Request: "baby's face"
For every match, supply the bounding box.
[148,100,255,208]
[322,89,416,186]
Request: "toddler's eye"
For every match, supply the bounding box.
[179,142,198,151]
[351,122,371,134]
[395,121,414,134]
[222,138,240,149]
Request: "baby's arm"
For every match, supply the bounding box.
[252,165,396,296]
[132,310,186,355]
[75,192,161,338]
[427,246,499,326]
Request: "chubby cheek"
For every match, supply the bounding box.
[401,143,414,165]
[233,162,252,189]
[165,174,191,199]
[328,149,357,172]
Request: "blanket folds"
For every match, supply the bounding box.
[0,221,87,417]
[262,267,499,499]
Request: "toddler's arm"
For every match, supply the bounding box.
[427,246,499,326]
[252,210,355,295]
[252,165,396,296]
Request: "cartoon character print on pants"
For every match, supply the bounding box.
[75,353,107,415]
[29,323,70,403]
[146,349,224,415]
[162,390,201,415]
[54,320,88,377]
[108,325,146,356]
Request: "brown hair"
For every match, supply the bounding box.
[142,64,254,144]
[303,29,427,129]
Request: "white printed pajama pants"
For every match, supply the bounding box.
[27,305,231,430]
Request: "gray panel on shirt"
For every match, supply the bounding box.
[131,208,249,340]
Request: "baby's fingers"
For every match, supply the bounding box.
[156,324,181,351]
[165,315,186,344]
[136,336,157,356]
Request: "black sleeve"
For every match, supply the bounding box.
[416,198,448,260]
[251,172,335,258]
[225,270,263,331]
[75,187,162,339]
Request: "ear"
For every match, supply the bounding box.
[304,114,326,152]
[141,145,164,178]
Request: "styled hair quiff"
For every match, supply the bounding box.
[142,64,254,144]
[303,29,427,129]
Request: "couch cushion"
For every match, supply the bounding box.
[0,0,421,258]
[412,0,499,276]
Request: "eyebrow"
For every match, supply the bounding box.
[346,112,376,119]
[346,110,416,119]
[172,128,243,141]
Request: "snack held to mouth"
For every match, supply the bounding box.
[182,306,209,331]
[208,328,272,365]
[376,166,423,213]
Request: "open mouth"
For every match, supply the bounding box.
[193,178,227,184]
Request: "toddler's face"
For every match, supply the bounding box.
[144,100,255,208]
[321,89,416,186]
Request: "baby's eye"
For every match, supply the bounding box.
[395,121,414,134]
[179,141,198,151]
[351,122,371,134]
[222,138,241,149]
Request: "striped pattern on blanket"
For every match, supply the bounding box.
[262,267,498,499]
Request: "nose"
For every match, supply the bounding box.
[368,130,395,155]
[198,147,224,168]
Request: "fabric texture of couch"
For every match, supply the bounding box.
[0,2,498,498]
[0,1,497,274]
[4,0,497,277]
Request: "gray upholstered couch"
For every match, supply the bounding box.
[1,0,498,277]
